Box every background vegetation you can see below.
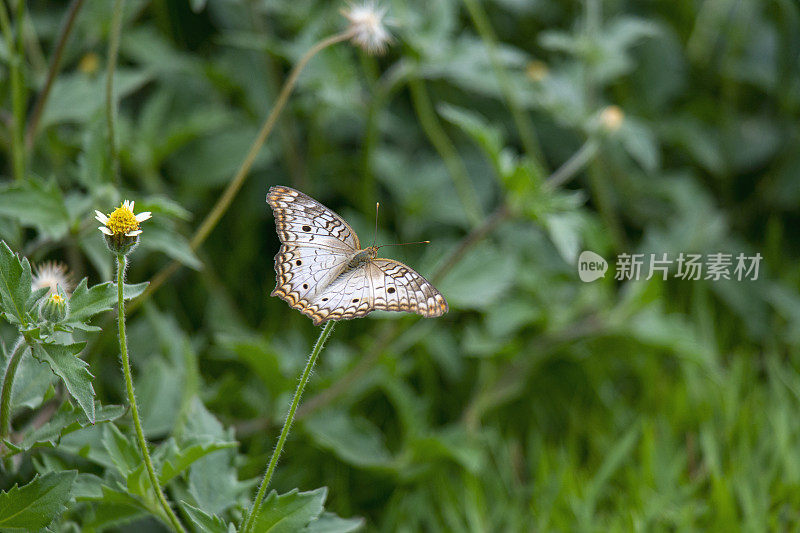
[0,0,799,530]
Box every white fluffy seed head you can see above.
[342,1,392,55]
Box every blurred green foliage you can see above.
[0,0,799,530]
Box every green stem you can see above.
[545,138,599,189]
[461,0,544,167]
[0,338,27,441]
[408,76,484,227]
[116,256,186,533]
[106,0,125,184]
[0,0,25,180]
[239,321,336,533]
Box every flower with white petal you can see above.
[341,1,392,55]
[95,200,151,255]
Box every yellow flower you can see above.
[32,261,73,295]
[341,1,392,55]
[95,200,151,255]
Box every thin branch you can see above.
[25,0,85,149]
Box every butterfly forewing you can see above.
[267,186,360,252]
[267,185,448,324]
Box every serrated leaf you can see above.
[180,502,229,533]
[158,440,237,484]
[65,278,148,326]
[5,403,125,455]
[32,342,95,423]
[253,488,327,533]
[0,241,33,326]
[102,423,140,479]
[0,471,77,530]
[26,285,49,315]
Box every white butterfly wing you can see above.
[267,185,448,325]
[267,186,360,252]
[271,244,351,314]
[268,186,358,318]
[304,268,373,325]
[368,259,448,318]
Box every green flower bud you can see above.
[40,288,69,323]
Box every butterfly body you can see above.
[267,186,448,325]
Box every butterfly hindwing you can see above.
[304,267,373,325]
[368,259,448,318]
[271,244,350,311]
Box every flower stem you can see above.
[0,338,27,442]
[106,0,125,184]
[137,30,354,308]
[116,256,185,533]
[239,321,336,533]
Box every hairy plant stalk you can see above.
[240,321,336,533]
[106,0,125,183]
[0,338,27,442]
[138,30,354,307]
[25,0,86,148]
[116,256,186,533]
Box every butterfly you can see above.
[267,186,448,326]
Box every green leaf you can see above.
[158,439,238,484]
[185,398,245,514]
[180,502,230,533]
[304,513,364,533]
[82,485,148,530]
[77,112,111,187]
[65,278,148,326]
[10,350,55,413]
[0,241,33,326]
[0,181,71,239]
[0,471,77,530]
[140,224,202,270]
[102,423,141,479]
[32,342,95,423]
[5,403,124,455]
[438,103,505,176]
[304,410,393,468]
[40,69,153,128]
[253,488,327,533]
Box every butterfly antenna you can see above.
[377,240,431,249]
[372,202,379,248]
